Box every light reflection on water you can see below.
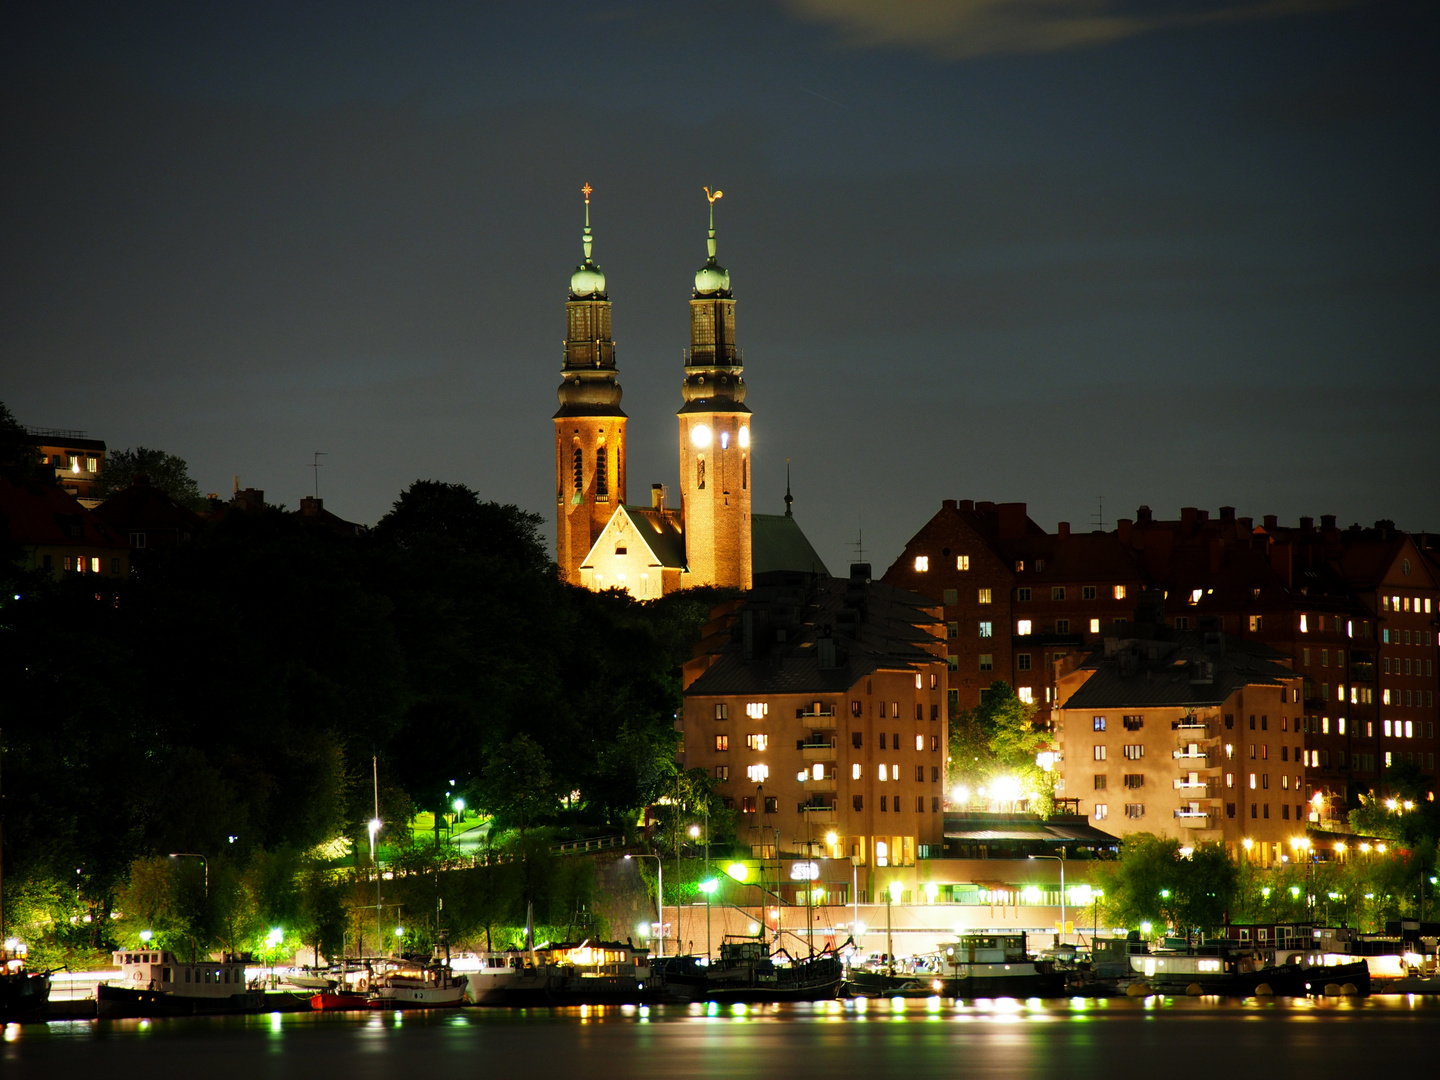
[5,997,1438,1078]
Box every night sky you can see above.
[4,1,1436,572]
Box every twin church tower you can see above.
[553,185,824,598]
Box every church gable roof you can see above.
[581,504,688,571]
[752,513,830,577]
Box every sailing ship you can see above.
[703,934,843,1003]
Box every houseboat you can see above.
[932,934,1066,998]
[96,948,268,1017]
[704,935,843,1003]
[466,941,654,1006]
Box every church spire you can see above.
[570,182,606,299]
[694,186,731,297]
[785,459,793,517]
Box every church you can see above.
[553,186,828,596]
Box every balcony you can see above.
[799,709,838,731]
[799,737,837,762]
[800,799,837,823]
[1172,778,1222,800]
[1172,747,1221,771]
[801,773,838,793]
[1174,809,1214,828]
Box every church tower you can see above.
[677,187,752,590]
[555,184,626,586]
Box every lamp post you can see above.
[168,853,209,898]
[698,877,718,958]
[1029,852,1066,945]
[624,853,664,958]
[885,880,903,975]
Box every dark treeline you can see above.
[0,469,732,963]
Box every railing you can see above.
[798,737,837,750]
[24,425,89,439]
[552,834,626,856]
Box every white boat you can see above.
[96,949,264,1016]
[369,964,468,1008]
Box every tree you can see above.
[948,681,1053,813]
[1098,834,1238,934]
[96,446,206,509]
[479,734,556,834]
[373,480,549,572]
[0,400,43,481]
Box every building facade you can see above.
[681,565,948,872]
[1055,610,1305,862]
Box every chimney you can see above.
[300,496,322,516]
[1219,506,1235,523]
[976,500,996,513]
[1181,507,1197,530]
[1196,509,1210,526]
[1321,514,1336,531]
[1270,541,1293,587]
[943,498,957,511]
[1299,516,1314,531]
[958,499,974,511]
[651,483,664,510]
[1057,521,1071,539]
[1136,505,1152,524]
[998,502,1028,540]
[1263,514,1278,530]
[1238,516,1253,533]
[1117,517,1133,545]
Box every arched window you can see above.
[573,446,584,493]
[596,445,609,499]
[742,454,748,490]
[697,456,706,490]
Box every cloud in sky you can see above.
[785,0,1357,59]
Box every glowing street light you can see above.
[726,863,750,883]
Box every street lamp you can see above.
[624,853,664,957]
[885,879,903,974]
[699,877,719,958]
[1029,852,1066,945]
[168,853,209,898]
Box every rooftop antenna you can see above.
[784,459,793,518]
[311,451,327,500]
[851,518,866,565]
[1091,495,1106,532]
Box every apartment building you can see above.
[1055,606,1305,863]
[681,565,948,870]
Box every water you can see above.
[6,997,1440,1079]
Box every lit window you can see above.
[1249,773,1256,789]
[956,555,969,571]
[1093,716,1106,731]
[1113,585,1126,600]
[1299,614,1308,633]
[978,588,992,604]
[1093,804,1108,821]
[714,735,729,751]
[746,702,768,718]
[878,764,888,781]
[1017,687,1033,704]
[746,733,768,751]
[746,764,769,783]
[915,735,924,751]
[714,703,728,720]
[1405,720,1413,738]
[1189,589,1202,605]
[914,555,929,572]
[979,621,993,638]
[852,763,862,780]
[1017,620,1033,635]
[979,654,992,671]
[90,557,100,573]
[86,456,97,472]
[1249,615,1263,631]
[1089,618,1100,633]
[715,766,728,780]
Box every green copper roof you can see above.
[752,513,830,576]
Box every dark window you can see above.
[931,765,940,781]
[595,445,608,498]
[915,766,925,782]
[853,795,863,811]
[852,732,863,749]
[916,704,924,720]
[879,733,887,750]
[715,766,728,780]
[764,797,778,814]
[1094,774,1107,790]
[714,703,728,720]
[572,446,583,492]
[1261,715,1268,731]
[1225,713,1234,729]
[851,700,862,717]
[880,796,888,812]
[1017,587,1031,601]
[1226,803,1236,818]
[917,796,925,813]
[932,797,940,812]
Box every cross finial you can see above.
[582,182,592,202]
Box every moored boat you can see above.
[704,935,842,1003]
